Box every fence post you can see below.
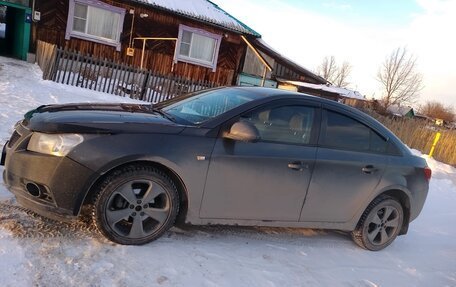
[429,132,441,158]
[140,69,150,101]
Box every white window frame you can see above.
[174,24,222,72]
[65,0,125,51]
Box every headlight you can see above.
[27,133,85,157]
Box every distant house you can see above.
[387,105,415,118]
[274,79,367,109]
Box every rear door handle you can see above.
[288,161,309,171]
[362,165,378,174]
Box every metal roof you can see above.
[131,0,261,37]
[280,80,366,100]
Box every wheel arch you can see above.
[355,188,411,235]
[75,159,189,224]
[380,189,411,235]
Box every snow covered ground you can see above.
[0,56,455,287]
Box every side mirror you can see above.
[224,121,260,142]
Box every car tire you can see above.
[92,164,179,245]
[352,195,404,251]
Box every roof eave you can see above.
[251,39,326,84]
[126,0,261,37]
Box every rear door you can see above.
[300,108,389,222]
[200,101,320,221]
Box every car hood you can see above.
[22,103,185,134]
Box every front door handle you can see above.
[288,161,309,171]
[362,165,378,174]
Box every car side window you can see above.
[322,110,388,153]
[241,106,315,145]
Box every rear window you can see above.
[321,110,388,153]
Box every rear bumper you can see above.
[2,126,97,221]
[409,183,429,222]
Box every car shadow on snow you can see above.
[169,224,354,248]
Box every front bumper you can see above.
[2,124,97,221]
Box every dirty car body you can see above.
[1,87,430,250]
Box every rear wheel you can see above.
[352,195,403,251]
[92,165,179,245]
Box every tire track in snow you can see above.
[0,203,98,239]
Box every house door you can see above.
[0,1,30,60]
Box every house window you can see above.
[66,0,125,51]
[174,25,222,71]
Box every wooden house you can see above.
[25,0,261,86]
[1,0,330,102]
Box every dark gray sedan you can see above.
[1,87,430,250]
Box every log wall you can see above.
[33,0,246,86]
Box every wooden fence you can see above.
[36,41,219,103]
[36,40,57,80]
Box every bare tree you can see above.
[316,56,352,88]
[420,101,455,122]
[377,47,423,109]
[333,61,352,88]
[317,56,337,82]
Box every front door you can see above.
[200,103,319,221]
[0,2,30,60]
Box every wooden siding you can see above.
[32,0,246,86]
[242,48,273,78]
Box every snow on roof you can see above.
[134,0,260,36]
[282,80,366,100]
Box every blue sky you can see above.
[221,0,456,107]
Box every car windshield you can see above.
[161,88,259,124]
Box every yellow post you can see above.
[261,66,267,87]
[429,132,441,158]
[140,39,146,70]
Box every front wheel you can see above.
[352,195,404,251]
[92,165,179,245]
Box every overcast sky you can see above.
[219,0,456,108]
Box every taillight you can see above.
[424,166,432,182]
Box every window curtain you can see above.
[190,34,216,63]
[87,6,120,41]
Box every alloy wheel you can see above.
[366,205,401,246]
[105,179,170,239]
